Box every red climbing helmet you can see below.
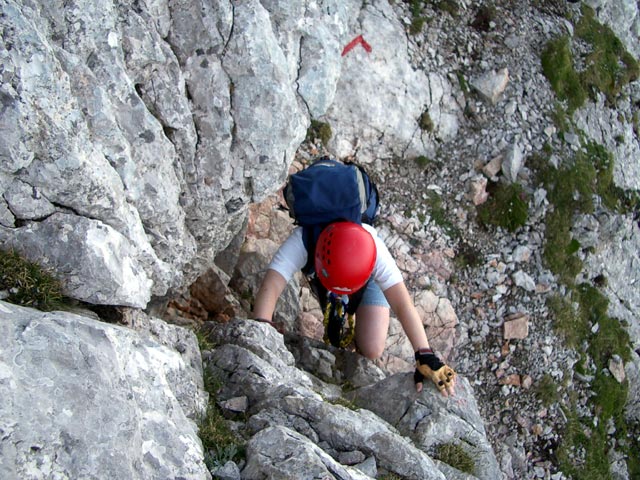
[314,221,377,294]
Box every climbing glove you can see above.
[414,347,456,394]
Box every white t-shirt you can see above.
[268,223,404,292]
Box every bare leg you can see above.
[354,304,390,360]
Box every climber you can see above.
[252,219,457,396]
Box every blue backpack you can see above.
[284,157,379,261]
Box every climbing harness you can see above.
[323,292,356,348]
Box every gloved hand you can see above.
[414,347,456,396]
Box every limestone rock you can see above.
[353,374,502,480]
[502,141,524,184]
[470,68,510,105]
[323,0,460,162]
[0,213,153,308]
[504,315,530,340]
[0,301,209,480]
[582,214,640,350]
[243,426,372,480]
[203,319,498,480]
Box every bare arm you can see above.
[385,281,456,396]
[252,269,288,320]
[383,281,430,351]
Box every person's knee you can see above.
[358,341,385,360]
[354,305,389,360]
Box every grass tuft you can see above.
[541,6,639,112]
[414,155,432,169]
[0,249,64,311]
[477,182,529,232]
[306,120,332,146]
[536,373,560,407]
[541,36,587,113]
[419,111,434,132]
[426,190,460,238]
[434,442,475,474]
[575,7,639,102]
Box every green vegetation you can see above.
[541,36,587,113]
[531,139,638,478]
[419,110,434,132]
[406,0,459,34]
[434,442,475,474]
[0,249,64,311]
[426,190,460,238]
[550,103,572,137]
[413,155,432,169]
[306,120,332,146]
[536,374,560,407]
[575,7,639,102]
[199,401,245,470]
[541,6,639,113]
[378,474,402,480]
[533,11,640,466]
[407,0,428,35]
[456,71,470,95]
[547,294,586,349]
[477,182,529,232]
[532,141,636,285]
[557,407,613,480]
[433,0,459,17]
[454,242,484,269]
[329,396,360,411]
[471,3,497,32]
[197,334,245,471]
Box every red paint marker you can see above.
[341,35,372,56]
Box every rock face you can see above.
[0,300,209,480]
[1,0,640,479]
[0,0,455,307]
[204,319,501,480]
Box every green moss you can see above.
[454,242,483,269]
[576,6,639,102]
[541,36,587,113]
[536,373,560,407]
[477,182,529,232]
[434,0,459,17]
[426,190,460,238]
[541,7,638,112]
[306,120,332,146]
[0,249,65,311]
[434,442,475,474]
[198,368,245,470]
[547,294,586,348]
[419,110,434,132]
[557,407,613,480]
[414,155,432,169]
